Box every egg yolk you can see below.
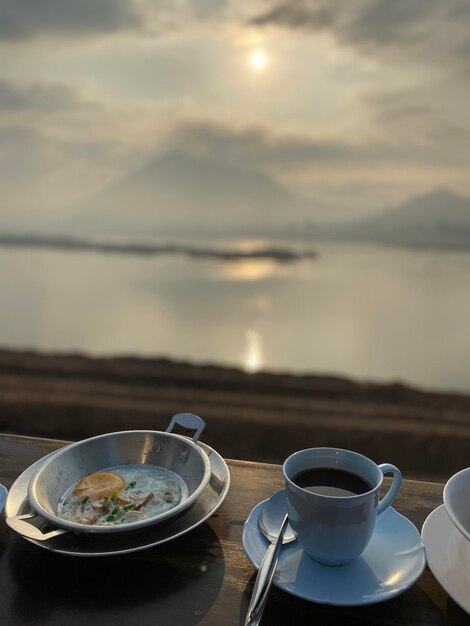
[73,471,125,500]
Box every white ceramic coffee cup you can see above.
[443,467,470,542]
[283,447,402,565]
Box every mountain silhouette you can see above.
[363,188,470,228]
[313,188,470,249]
[71,150,309,237]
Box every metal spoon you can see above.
[245,490,296,625]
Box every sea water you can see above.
[1,241,470,393]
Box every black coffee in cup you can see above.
[292,467,372,497]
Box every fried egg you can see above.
[73,471,125,500]
[58,464,188,526]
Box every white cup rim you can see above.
[283,447,383,501]
[443,467,470,541]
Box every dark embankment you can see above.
[0,349,468,483]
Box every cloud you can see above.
[0,72,468,225]
[249,0,470,72]
[164,117,470,172]
[1,75,469,174]
[0,126,66,177]
[364,75,470,169]
[188,0,231,20]
[0,0,143,40]
[0,0,235,41]
[160,116,470,214]
[0,78,85,111]
[0,78,157,160]
[167,119,366,167]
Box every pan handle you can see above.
[166,413,206,443]
[7,513,70,541]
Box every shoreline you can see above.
[0,347,469,483]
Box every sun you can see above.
[248,49,269,72]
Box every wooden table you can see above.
[0,433,466,625]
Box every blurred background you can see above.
[0,1,469,480]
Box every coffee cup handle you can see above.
[377,463,402,515]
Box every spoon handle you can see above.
[244,514,288,625]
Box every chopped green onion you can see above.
[110,493,118,502]
[124,504,136,510]
[106,509,124,523]
[82,496,89,504]
[126,481,137,490]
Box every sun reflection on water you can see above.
[218,259,280,281]
[243,329,263,374]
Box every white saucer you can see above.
[243,499,425,606]
[422,505,470,614]
[5,440,230,557]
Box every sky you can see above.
[0,0,469,235]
